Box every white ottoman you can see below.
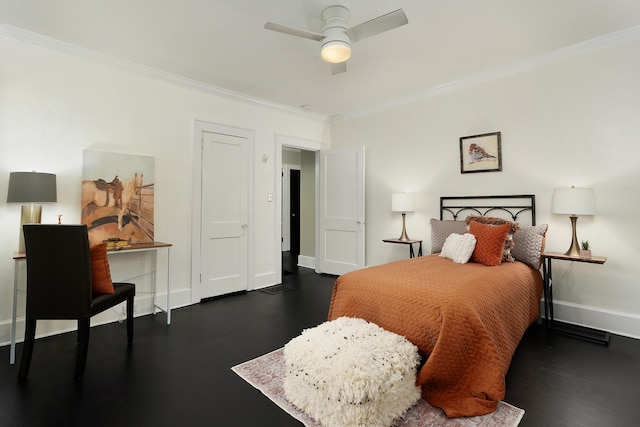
[283,317,421,427]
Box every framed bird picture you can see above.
[459,131,502,174]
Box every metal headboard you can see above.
[440,195,536,225]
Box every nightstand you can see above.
[383,238,423,258]
[541,251,609,345]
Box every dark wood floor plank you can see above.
[1,256,639,426]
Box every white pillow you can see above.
[439,233,477,264]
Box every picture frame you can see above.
[459,131,502,174]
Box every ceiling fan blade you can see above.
[345,9,408,42]
[330,61,347,75]
[264,22,324,42]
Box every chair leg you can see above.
[126,296,134,345]
[18,319,37,380]
[75,318,90,381]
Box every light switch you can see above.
[268,193,273,202]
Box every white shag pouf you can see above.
[283,317,421,427]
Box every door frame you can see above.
[191,120,255,304]
[275,134,323,284]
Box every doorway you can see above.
[281,152,304,276]
[279,142,317,281]
[283,167,301,275]
[276,136,365,282]
[289,168,301,257]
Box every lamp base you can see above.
[397,212,411,241]
[18,204,42,253]
[563,215,581,257]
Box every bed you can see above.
[327,195,547,418]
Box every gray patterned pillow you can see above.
[430,219,467,253]
[511,224,548,269]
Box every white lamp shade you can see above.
[392,193,414,213]
[552,187,595,215]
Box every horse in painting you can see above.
[82,173,143,231]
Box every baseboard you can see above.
[550,299,640,340]
[297,255,315,270]
[0,288,194,348]
[154,288,192,311]
[4,292,638,349]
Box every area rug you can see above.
[232,348,524,427]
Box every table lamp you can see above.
[7,171,57,252]
[392,193,414,241]
[552,186,595,257]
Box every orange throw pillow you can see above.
[468,221,511,266]
[90,243,115,294]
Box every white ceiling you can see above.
[2,0,640,119]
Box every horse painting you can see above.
[81,173,143,231]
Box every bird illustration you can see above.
[468,143,496,163]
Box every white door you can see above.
[318,146,365,275]
[199,131,249,298]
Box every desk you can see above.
[542,251,608,345]
[10,242,172,364]
[383,238,423,258]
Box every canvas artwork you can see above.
[81,150,155,246]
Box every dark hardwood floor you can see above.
[1,253,638,426]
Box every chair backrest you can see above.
[23,224,93,319]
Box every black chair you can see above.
[19,224,135,380]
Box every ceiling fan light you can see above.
[321,41,351,63]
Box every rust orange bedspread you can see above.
[327,254,542,418]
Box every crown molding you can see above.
[0,24,328,124]
[3,22,639,125]
[330,24,640,123]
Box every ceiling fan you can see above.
[264,5,408,75]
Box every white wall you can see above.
[0,36,329,345]
[330,38,640,338]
